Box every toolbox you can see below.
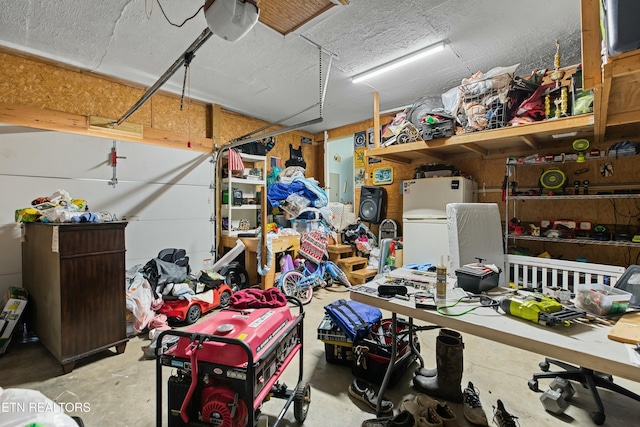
[318,314,353,366]
[455,263,501,293]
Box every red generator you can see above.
[155,297,308,427]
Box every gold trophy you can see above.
[546,40,569,119]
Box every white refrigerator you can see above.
[402,177,477,267]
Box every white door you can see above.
[329,173,340,202]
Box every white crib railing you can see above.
[505,255,626,291]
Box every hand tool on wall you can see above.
[108,140,127,188]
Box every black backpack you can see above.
[285,144,306,168]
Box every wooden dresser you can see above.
[22,221,128,373]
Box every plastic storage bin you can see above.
[603,0,640,56]
[575,283,632,316]
[455,264,500,293]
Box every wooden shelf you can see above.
[366,114,595,164]
[507,234,640,248]
[221,204,261,210]
[222,177,266,185]
[510,193,640,201]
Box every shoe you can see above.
[434,402,459,427]
[463,382,488,426]
[492,400,519,427]
[349,378,394,414]
[400,394,443,427]
[361,411,415,427]
[413,393,439,409]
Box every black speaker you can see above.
[359,186,386,224]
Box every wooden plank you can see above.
[608,312,640,344]
[609,50,640,78]
[258,0,337,35]
[88,115,143,138]
[580,0,603,90]
[373,92,380,149]
[0,102,213,152]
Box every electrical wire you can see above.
[156,0,204,27]
[435,295,500,316]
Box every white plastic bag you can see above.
[0,387,80,427]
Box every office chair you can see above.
[528,357,640,425]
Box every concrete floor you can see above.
[1,287,640,427]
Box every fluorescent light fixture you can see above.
[552,131,577,139]
[352,41,446,84]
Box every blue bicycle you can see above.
[277,258,351,305]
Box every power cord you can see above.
[435,294,500,316]
[155,0,204,27]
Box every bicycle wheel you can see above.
[296,283,314,305]
[326,261,351,287]
[280,270,304,297]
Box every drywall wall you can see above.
[0,128,215,296]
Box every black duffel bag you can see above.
[351,318,420,387]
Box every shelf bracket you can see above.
[461,143,488,156]
[519,135,538,149]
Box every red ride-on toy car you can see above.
[158,272,234,325]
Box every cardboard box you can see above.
[0,287,29,354]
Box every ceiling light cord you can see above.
[156,0,204,28]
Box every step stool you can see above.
[349,268,378,285]
[337,256,376,285]
[327,244,354,263]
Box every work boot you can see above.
[492,400,519,427]
[463,382,489,426]
[415,329,463,377]
[360,411,415,427]
[413,335,464,403]
[434,402,459,427]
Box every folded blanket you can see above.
[230,288,287,309]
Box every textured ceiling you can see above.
[0,0,584,136]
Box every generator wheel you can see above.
[293,382,310,422]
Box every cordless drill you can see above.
[500,295,584,326]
